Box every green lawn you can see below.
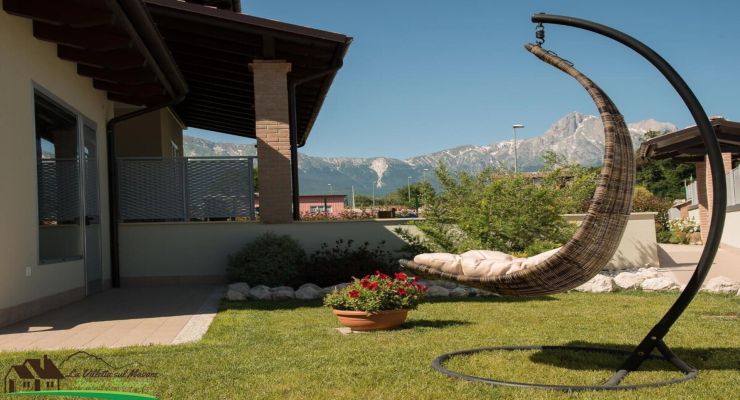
[1,292,738,399]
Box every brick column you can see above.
[249,60,293,223]
[695,152,732,243]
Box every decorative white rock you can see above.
[425,286,450,297]
[613,272,646,290]
[321,282,350,295]
[636,267,661,279]
[449,287,469,298]
[248,285,273,300]
[700,276,740,294]
[575,274,615,293]
[295,283,323,300]
[431,280,458,290]
[226,289,246,301]
[272,287,295,300]
[228,282,250,295]
[640,276,680,291]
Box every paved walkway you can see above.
[0,285,223,352]
[658,243,740,285]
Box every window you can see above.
[309,205,332,213]
[35,91,83,263]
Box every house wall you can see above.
[298,195,347,215]
[0,4,113,326]
[115,108,182,158]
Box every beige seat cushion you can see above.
[414,247,561,278]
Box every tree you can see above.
[636,131,695,200]
[391,181,436,208]
[409,162,575,256]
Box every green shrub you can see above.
[632,186,673,243]
[298,239,396,287]
[227,232,306,286]
[411,163,575,255]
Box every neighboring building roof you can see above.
[145,0,352,144]
[3,0,188,106]
[639,117,740,162]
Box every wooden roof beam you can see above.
[77,65,158,85]
[58,45,146,70]
[3,0,114,28]
[93,80,166,96]
[33,21,132,51]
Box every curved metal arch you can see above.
[432,13,726,391]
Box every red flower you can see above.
[396,288,407,296]
[394,272,408,281]
[360,278,371,288]
[368,281,379,290]
[413,283,427,292]
[375,271,391,280]
[348,290,360,298]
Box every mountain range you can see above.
[184,112,675,196]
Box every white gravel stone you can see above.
[575,274,615,293]
[641,276,680,291]
[271,287,295,300]
[228,282,250,295]
[449,287,469,298]
[613,272,646,290]
[295,284,323,300]
[321,282,350,295]
[636,267,661,279]
[425,286,450,297]
[700,276,740,294]
[225,289,246,301]
[248,285,273,300]
[431,280,458,290]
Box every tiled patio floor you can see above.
[659,243,740,284]
[0,285,223,352]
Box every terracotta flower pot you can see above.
[332,309,409,331]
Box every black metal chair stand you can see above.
[430,13,727,392]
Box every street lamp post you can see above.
[423,168,429,182]
[372,181,376,208]
[512,124,524,173]
[407,176,412,202]
[327,183,333,195]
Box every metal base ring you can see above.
[432,345,697,391]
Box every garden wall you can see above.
[721,206,740,249]
[118,219,420,285]
[564,212,659,270]
[119,213,658,284]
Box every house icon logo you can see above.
[3,355,64,393]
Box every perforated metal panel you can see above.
[117,157,255,221]
[186,158,255,219]
[38,159,80,223]
[118,158,185,220]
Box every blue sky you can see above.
[187,0,739,159]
